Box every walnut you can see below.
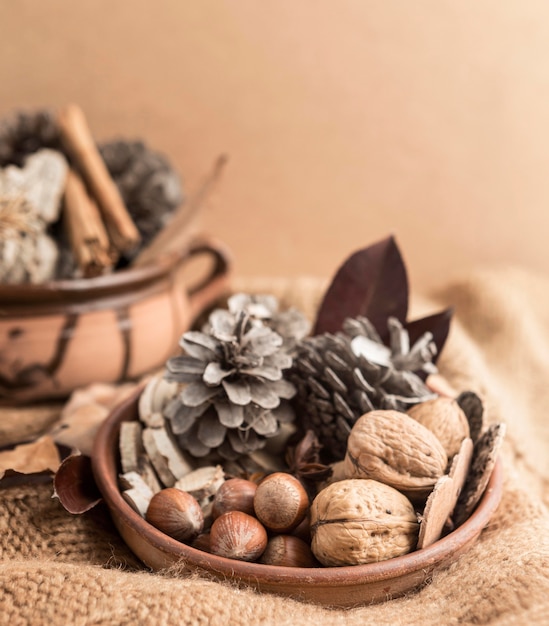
[310,479,419,566]
[407,397,470,459]
[344,410,448,500]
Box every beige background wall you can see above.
[1,1,549,292]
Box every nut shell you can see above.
[145,487,204,543]
[212,477,257,519]
[310,479,419,566]
[254,472,309,532]
[407,397,470,459]
[344,410,448,499]
[210,511,268,562]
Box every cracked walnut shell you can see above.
[310,479,419,566]
[344,410,448,500]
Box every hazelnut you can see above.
[407,397,470,459]
[212,477,257,519]
[259,535,318,568]
[191,532,212,553]
[291,514,311,543]
[344,410,448,500]
[254,472,309,532]
[310,479,419,566]
[210,511,268,561]
[145,487,204,543]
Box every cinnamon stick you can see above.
[57,104,141,253]
[132,154,228,267]
[63,168,117,277]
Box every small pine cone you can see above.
[290,316,437,463]
[164,296,300,460]
[99,140,183,253]
[0,109,61,167]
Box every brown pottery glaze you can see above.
[0,237,231,404]
[92,390,504,608]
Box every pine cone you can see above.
[291,316,437,462]
[164,297,299,460]
[0,109,61,167]
[220,293,311,355]
[99,140,183,255]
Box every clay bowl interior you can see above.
[92,389,504,608]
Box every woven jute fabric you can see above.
[1,269,549,625]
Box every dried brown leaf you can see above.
[0,435,61,480]
[406,308,453,366]
[313,235,409,339]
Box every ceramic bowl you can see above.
[0,237,231,404]
[92,390,504,608]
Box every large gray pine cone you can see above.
[291,316,437,462]
[164,296,302,460]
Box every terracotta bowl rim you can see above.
[0,251,180,300]
[92,388,504,585]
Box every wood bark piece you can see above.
[138,374,177,428]
[417,437,474,549]
[174,465,225,501]
[454,423,506,527]
[57,104,141,253]
[120,471,154,517]
[119,421,161,493]
[63,168,116,276]
[142,426,195,487]
[119,422,144,474]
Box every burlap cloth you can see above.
[1,269,549,625]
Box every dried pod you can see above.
[145,488,204,543]
[209,511,268,561]
[212,477,258,519]
[253,472,309,532]
[310,479,419,566]
[407,397,470,459]
[316,460,346,493]
[259,535,318,567]
[456,390,485,443]
[344,410,448,500]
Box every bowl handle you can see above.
[176,236,232,320]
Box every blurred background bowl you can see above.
[0,237,231,405]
